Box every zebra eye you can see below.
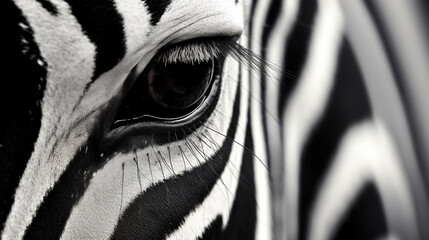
[111,45,221,128]
[146,59,214,110]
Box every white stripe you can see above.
[281,0,344,239]
[308,120,414,240]
[2,0,95,238]
[243,0,273,238]
[114,0,151,55]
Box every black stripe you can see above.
[111,80,242,239]
[0,0,47,230]
[63,0,126,81]
[222,120,256,240]
[278,0,318,114]
[298,39,372,240]
[35,0,58,15]
[23,137,105,239]
[143,0,171,26]
[199,216,223,240]
[333,182,387,240]
[259,0,282,174]
[247,0,257,100]
[198,121,256,240]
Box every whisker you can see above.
[200,131,242,180]
[174,132,187,170]
[150,144,174,176]
[151,146,172,204]
[119,162,125,219]
[201,130,263,212]
[158,150,175,175]
[223,73,281,125]
[198,131,245,189]
[147,153,154,182]
[203,123,271,176]
[178,145,194,168]
[186,134,233,200]
[167,146,176,175]
[187,134,208,161]
[153,147,166,180]
[184,140,203,166]
[133,150,144,214]
[178,145,210,193]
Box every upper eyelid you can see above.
[154,36,238,65]
[155,42,222,65]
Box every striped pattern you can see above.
[1,0,428,239]
[245,0,428,239]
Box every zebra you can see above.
[1,0,428,239]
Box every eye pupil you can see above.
[147,59,214,110]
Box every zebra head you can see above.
[1,0,249,239]
[2,0,429,239]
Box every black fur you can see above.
[0,0,47,229]
[199,216,223,240]
[221,120,257,240]
[333,183,387,240]
[23,137,105,239]
[35,0,58,15]
[63,0,126,81]
[144,0,171,26]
